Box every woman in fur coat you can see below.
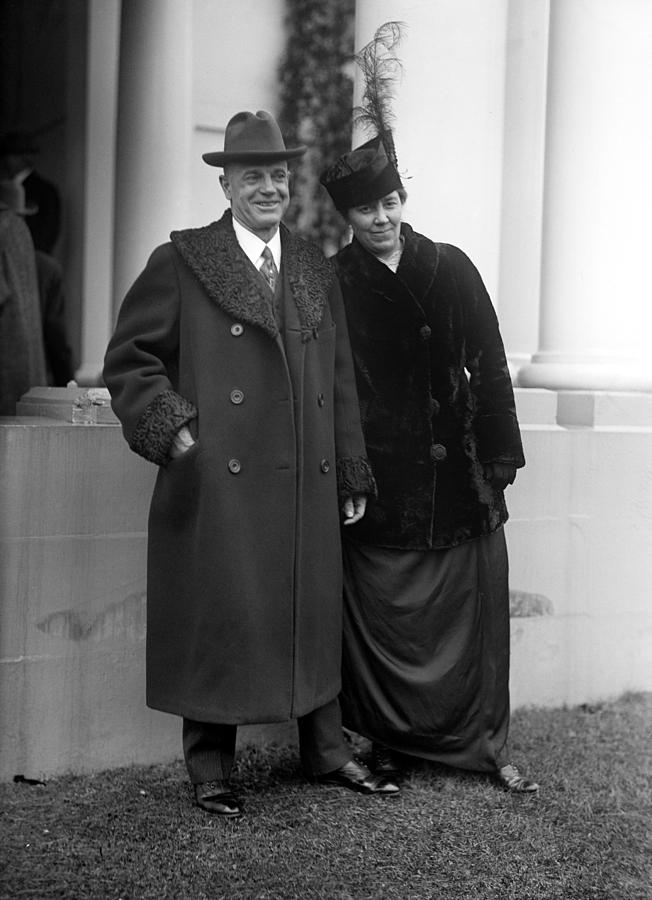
[320,135,538,792]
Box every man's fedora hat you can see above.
[202,110,306,167]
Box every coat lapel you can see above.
[170,211,330,339]
[281,228,330,332]
[337,225,440,323]
[397,224,441,305]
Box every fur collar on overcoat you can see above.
[170,210,330,340]
[115,211,375,499]
[333,223,525,550]
[127,210,336,462]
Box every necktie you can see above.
[260,245,278,292]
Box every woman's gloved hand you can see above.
[483,462,517,491]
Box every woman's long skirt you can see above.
[341,528,511,772]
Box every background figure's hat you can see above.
[0,179,37,215]
[0,131,39,156]
[203,110,306,167]
[319,135,403,211]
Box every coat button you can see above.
[320,458,331,474]
[317,392,325,407]
[231,323,244,336]
[430,443,447,462]
[430,397,440,416]
[228,459,241,474]
[230,389,244,405]
[419,324,432,341]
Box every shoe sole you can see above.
[195,796,243,817]
[196,803,243,817]
[318,777,400,795]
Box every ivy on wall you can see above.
[278,0,355,256]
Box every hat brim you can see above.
[0,201,37,216]
[203,147,307,167]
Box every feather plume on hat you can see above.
[320,21,406,211]
[352,20,405,171]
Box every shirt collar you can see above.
[231,216,282,269]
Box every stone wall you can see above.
[1,388,651,780]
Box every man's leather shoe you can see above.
[372,743,403,776]
[317,759,400,795]
[496,764,539,793]
[194,780,242,816]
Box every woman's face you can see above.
[346,191,403,258]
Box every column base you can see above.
[507,353,534,385]
[517,359,652,392]
[73,362,105,387]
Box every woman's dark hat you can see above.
[202,110,307,167]
[319,136,403,210]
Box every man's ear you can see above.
[219,173,231,200]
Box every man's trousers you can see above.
[182,697,350,783]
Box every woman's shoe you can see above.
[372,743,402,776]
[497,764,539,793]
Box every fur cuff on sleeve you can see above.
[129,389,198,466]
[336,456,377,501]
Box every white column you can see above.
[112,0,193,317]
[354,0,509,302]
[497,0,550,372]
[77,0,120,385]
[519,0,652,391]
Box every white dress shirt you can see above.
[231,216,282,273]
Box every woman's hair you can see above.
[339,187,408,218]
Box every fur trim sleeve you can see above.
[129,389,198,466]
[336,456,377,501]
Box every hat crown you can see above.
[320,135,403,210]
[0,131,38,156]
[202,110,306,167]
[225,111,285,156]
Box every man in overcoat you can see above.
[103,111,398,816]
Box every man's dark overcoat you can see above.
[332,223,525,551]
[103,211,374,724]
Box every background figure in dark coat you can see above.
[0,179,46,414]
[321,135,539,794]
[23,171,61,255]
[35,251,74,385]
[0,131,62,255]
[103,111,398,817]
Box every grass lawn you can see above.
[0,693,650,900]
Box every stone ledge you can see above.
[513,388,558,425]
[15,386,118,425]
[556,390,652,427]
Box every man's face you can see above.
[220,161,290,241]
